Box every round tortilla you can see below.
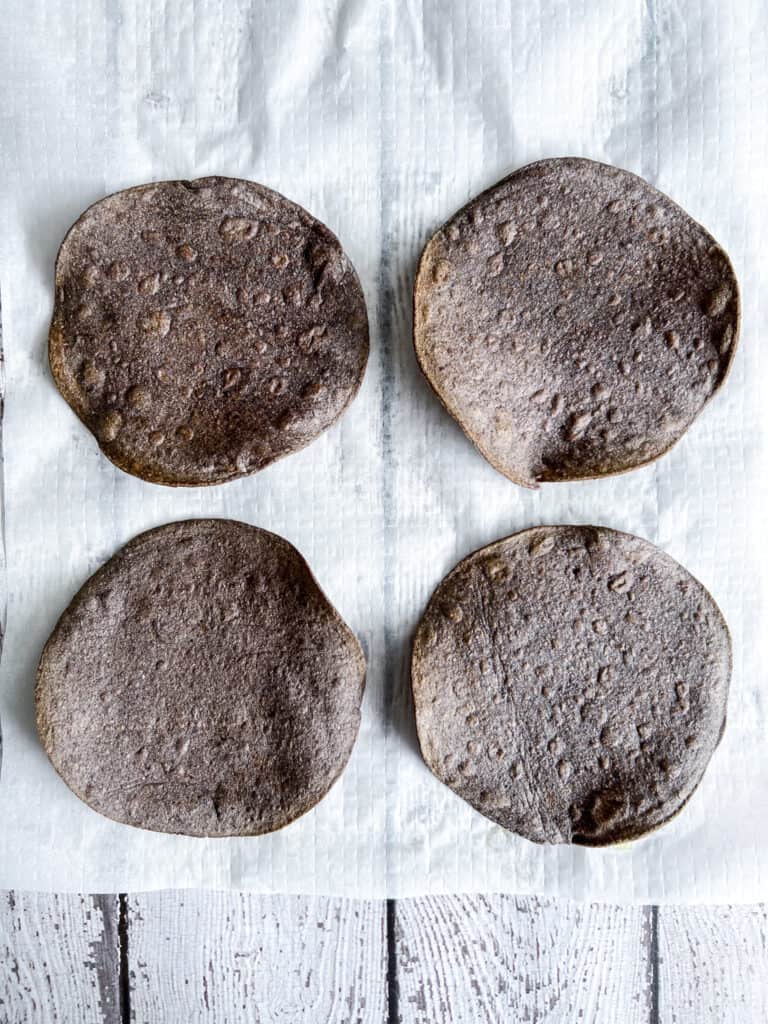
[411,525,731,845]
[50,177,369,486]
[414,158,739,486]
[36,519,366,836]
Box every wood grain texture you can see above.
[658,905,768,1023]
[124,892,387,1023]
[2,892,768,1023]
[0,892,119,1024]
[393,895,652,1023]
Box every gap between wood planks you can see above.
[387,899,399,1024]
[117,894,130,1024]
[647,904,660,1024]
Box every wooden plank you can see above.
[0,891,119,1024]
[125,892,386,1023]
[658,905,768,1023]
[393,895,652,1023]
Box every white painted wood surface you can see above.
[126,893,386,1024]
[393,895,652,1023]
[1,894,766,1023]
[0,892,119,1024]
[658,906,768,1024]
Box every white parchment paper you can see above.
[0,0,765,901]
